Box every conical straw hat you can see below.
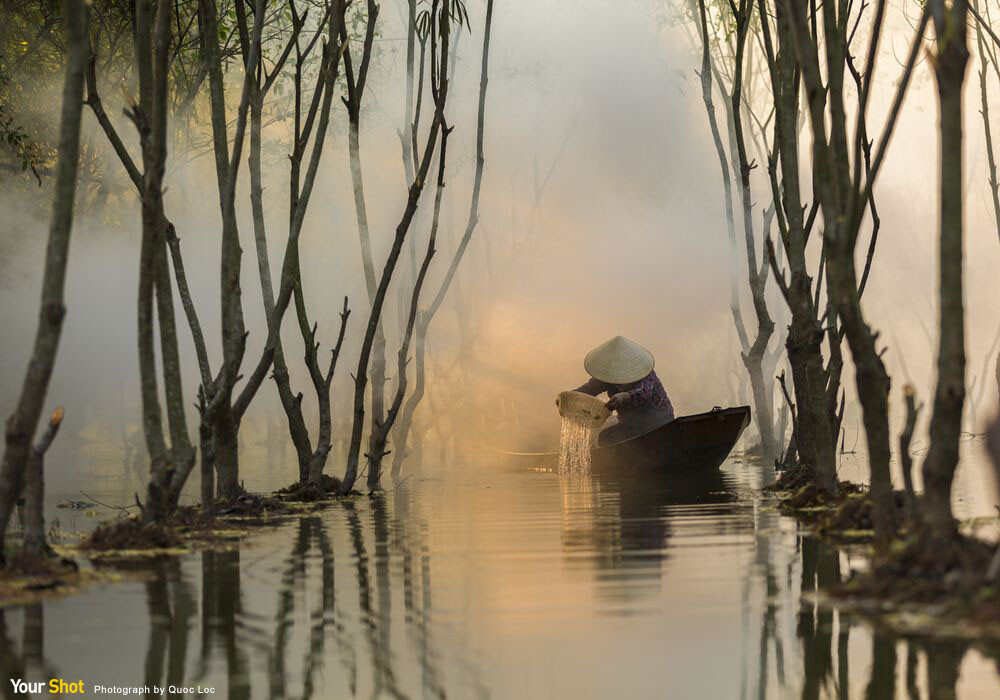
[584,336,654,384]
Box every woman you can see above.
[569,336,675,446]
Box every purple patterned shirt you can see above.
[575,370,675,423]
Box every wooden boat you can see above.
[592,405,751,472]
[494,405,751,473]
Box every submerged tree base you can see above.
[766,464,1000,636]
[833,532,1000,634]
[813,490,907,541]
[0,481,365,597]
[775,481,912,544]
[779,480,866,510]
[276,474,345,501]
[80,492,300,557]
[214,492,293,516]
[2,546,77,577]
[769,461,820,492]
[84,518,182,551]
[851,532,997,604]
[0,544,108,608]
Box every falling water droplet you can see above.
[558,415,595,473]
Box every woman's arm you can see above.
[574,377,608,396]
[625,376,655,404]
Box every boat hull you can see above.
[592,405,751,472]
[491,405,751,473]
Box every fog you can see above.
[2,0,1000,489]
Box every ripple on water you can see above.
[4,457,999,698]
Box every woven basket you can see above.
[556,391,611,429]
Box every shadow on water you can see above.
[559,468,737,595]
[265,515,347,700]
[766,507,1000,700]
[139,558,190,700]
[0,604,59,700]
[1,461,999,697]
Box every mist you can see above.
[3,0,1000,693]
[2,0,1000,488]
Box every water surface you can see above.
[3,455,1000,699]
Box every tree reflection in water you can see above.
[0,470,998,697]
[203,550,251,700]
[760,517,1000,699]
[798,537,839,700]
[140,558,196,700]
[344,498,404,700]
[392,486,450,700]
[265,516,345,700]
[556,463,1000,699]
[0,604,58,700]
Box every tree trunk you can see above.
[248,93,315,484]
[922,0,970,541]
[899,386,921,523]
[22,408,62,557]
[341,0,450,494]
[695,0,778,461]
[133,0,201,524]
[146,234,197,519]
[213,405,241,500]
[246,10,346,490]
[390,0,494,479]
[825,242,894,544]
[305,297,350,486]
[770,0,916,536]
[198,392,215,517]
[369,124,451,481]
[392,318,429,478]
[338,1,387,488]
[756,0,837,488]
[744,356,776,457]
[22,452,48,556]
[197,0,266,498]
[347,120,391,488]
[0,0,88,560]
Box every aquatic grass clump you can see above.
[276,474,344,502]
[214,493,290,516]
[770,480,912,544]
[775,479,865,511]
[83,517,182,552]
[814,491,908,541]
[768,462,819,493]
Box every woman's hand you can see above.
[606,392,630,411]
